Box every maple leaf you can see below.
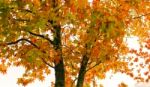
[118,82,128,87]
[0,65,7,74]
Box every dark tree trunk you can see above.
[53,24,65,87]
[54,59,65,87]
[76,55,89,87]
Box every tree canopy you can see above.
[0,0,149,87]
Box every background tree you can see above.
[0,0,149,87]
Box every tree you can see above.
[0,0,149,87]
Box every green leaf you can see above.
[36,18,47,29]
[73,39,78,44]
[27,56,34,63]
[24,25,33,31]
[26,49,38,63]
[100,22,106,33]
[84,83,90,87]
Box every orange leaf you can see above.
[134,58,138,62]
[144,71,149,75]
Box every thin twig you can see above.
[85,61,102,72]
[28,31,54,45]
[15,18,31,22]
[71,77,78,87]
[132,13,150,19]
[41,58,54,68]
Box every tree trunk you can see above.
[76,55,89,87]
[54,59,65,87]
[53,24,65,87]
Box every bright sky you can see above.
[0,37,150,87]
[0,66,55,87]
[0,66,149,87]
[0,66,136,87]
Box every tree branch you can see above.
[6,38,39,48]
[28,31,54,45]
[133,13,150,19]
[85,61,102,72]
[41,58,54,68]
[24,9,35,14]
[71,77,78,87]
[6,38,54,68]
[15,18,31,22]
[3,38,55,68]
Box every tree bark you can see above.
[53,24,65,87]
[76,55,89,87]
[54,59,65,87]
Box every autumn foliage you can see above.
[0,0,150,87]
